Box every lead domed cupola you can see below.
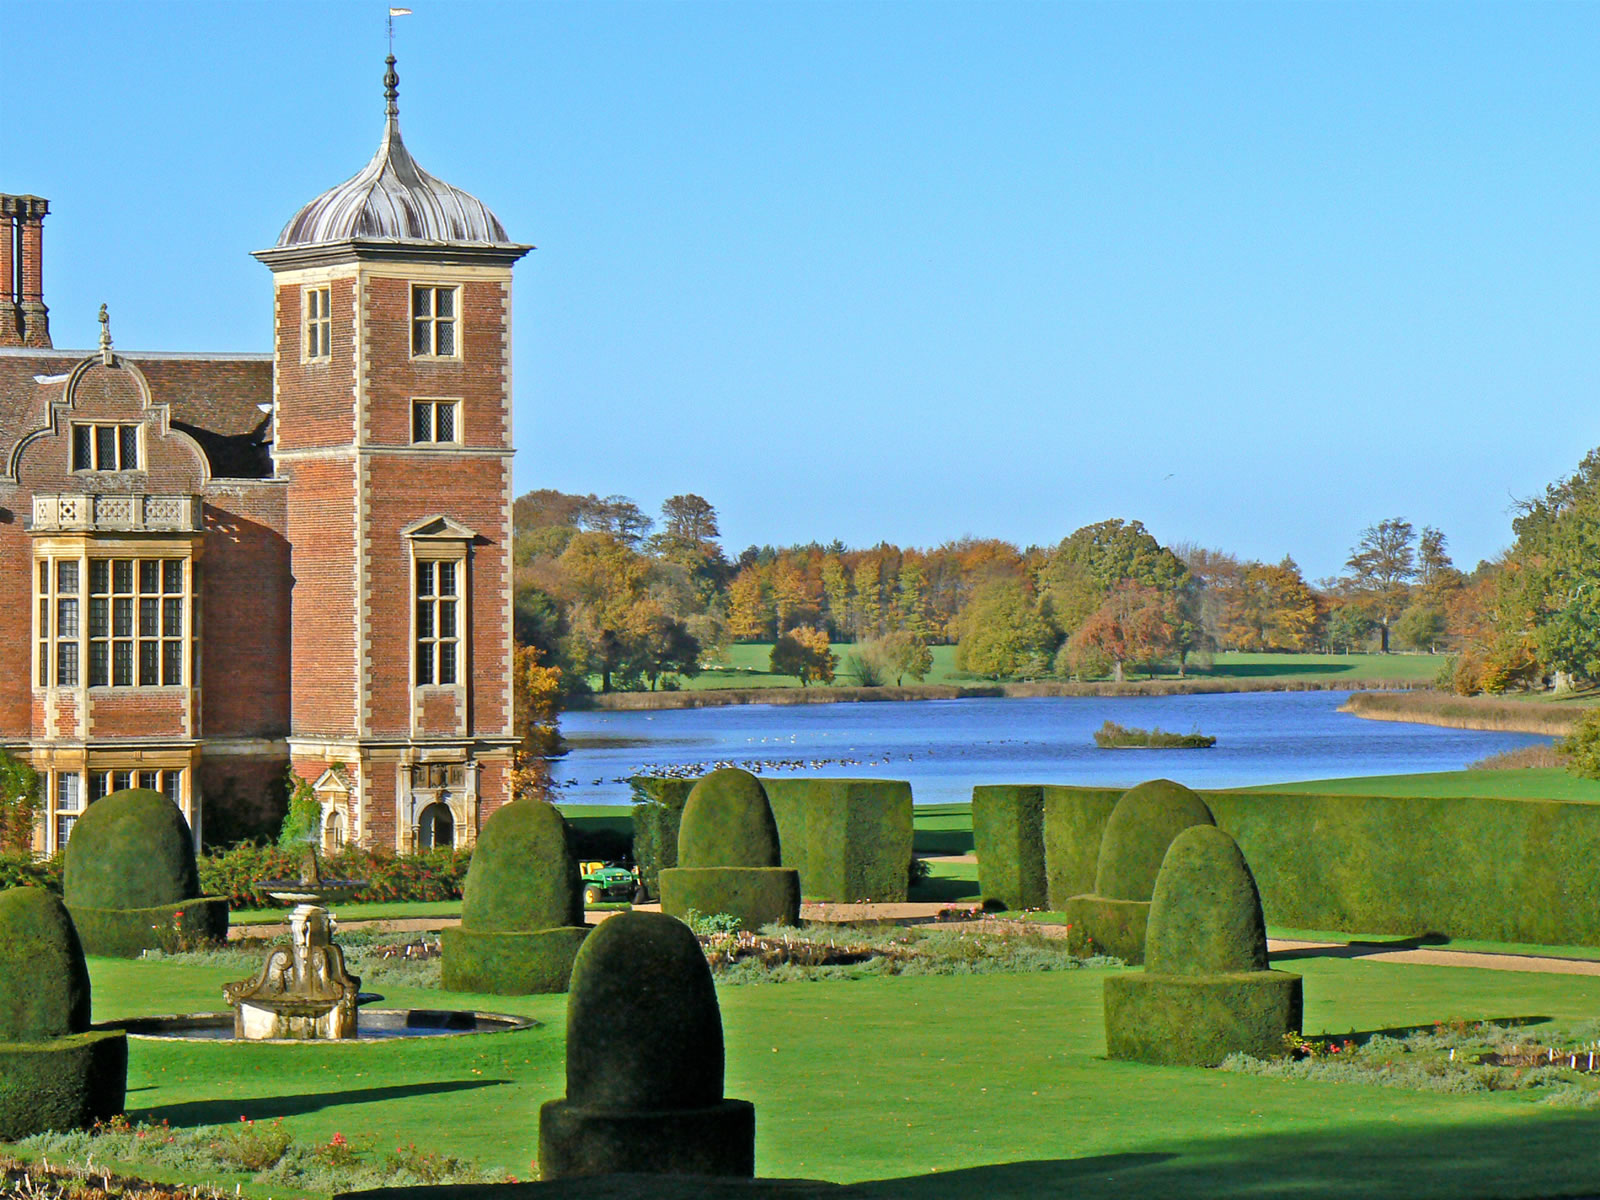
[257,56,529,266]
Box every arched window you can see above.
[323,807,346,852]
[417,801,454,850]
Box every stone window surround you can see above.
[409,283,461,361]
[411,397,462,445]
[34,545,195,693]
[302,284,333,362]
[70,421,141,472]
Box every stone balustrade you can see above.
[31,493,203,534]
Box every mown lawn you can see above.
[1249,767,1600,802]
[597,646,1442,693]
[67,954,1600,1198]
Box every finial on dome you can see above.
[384,54,399,120]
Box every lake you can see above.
[550,691,1550,806]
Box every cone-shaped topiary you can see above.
[442,800,589,994]
[0,887,127,1139]
[539,911,754,1179]
[1104,826,1301,1067]
[1063,779,1215,963]
[659,770,799,931]
[63,790,229,957]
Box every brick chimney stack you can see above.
[0,195,51,349]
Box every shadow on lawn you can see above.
[134,1078,507,1127]
[1270,932,1453,962]
[1195,662,1359,679]
[853,1111,1600,1200]
[907,877,980,903]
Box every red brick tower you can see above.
[253,56,530,851]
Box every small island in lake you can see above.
[1093,720,1217,750]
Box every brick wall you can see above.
[273,276,358,452]
[361,454,511,738]
[201,486,290,738]
[283,457,360,737]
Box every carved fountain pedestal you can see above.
[223,847,365,1040]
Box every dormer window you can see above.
[411,285,458,358]
[72,423,139,472]
[304,285,332,360]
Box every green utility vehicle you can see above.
[579,861,637,907]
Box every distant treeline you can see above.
[510,473,1582,699]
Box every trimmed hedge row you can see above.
[631,777,694,897]
[0,1030,128,1141]
[971,786,1046,910]
[634,775,913,904]
[1021,784,1600,946]
[198,845,472,908]
[765,778,913,903]
[67,898,230,959]
[441,926,589,995]
[1103,971,1302,1067]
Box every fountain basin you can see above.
[103,1009,536,1042]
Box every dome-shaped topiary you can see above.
[1093,779,1215,901]
[564,911,724,1111]
[63,789,199,911]
[1144,825,1269,976]
[460,801,581,932]
[539,910,754,1179]
[0,888,90,1043]
[677,769,780,869]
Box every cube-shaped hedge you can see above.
[971,785,1046,910]
[764,778,913,903]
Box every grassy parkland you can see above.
[579,647,1444,706]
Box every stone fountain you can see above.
[222,845,366,1040]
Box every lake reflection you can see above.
[551,691,1550,807]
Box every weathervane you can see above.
[387,6,410,57]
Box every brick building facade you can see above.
[0,58,529,853]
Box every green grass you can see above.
[230,900,463,925]
[1248,768,1600,802]
[596,646,1443,693]
[64,952,1600,1198]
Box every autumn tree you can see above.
[510,646,564,801]
[955,579,1053,679]
[1224,560,1318,652]
[770,625,836,686]
[1345,518,1417,652]
[1060,581,1178,682]
[726,565,771,641]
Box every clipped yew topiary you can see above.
[1103,825,1302,1066]
[539,910,755,1179]
[1062,778,1214,963]
[441,801,589,995]
[658,769,799,931]
[63,789,228,957]
[0,887,127,1139]
[971,785,1046,910]
[764,777,913,903]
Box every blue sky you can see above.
[5,1,1597,581]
